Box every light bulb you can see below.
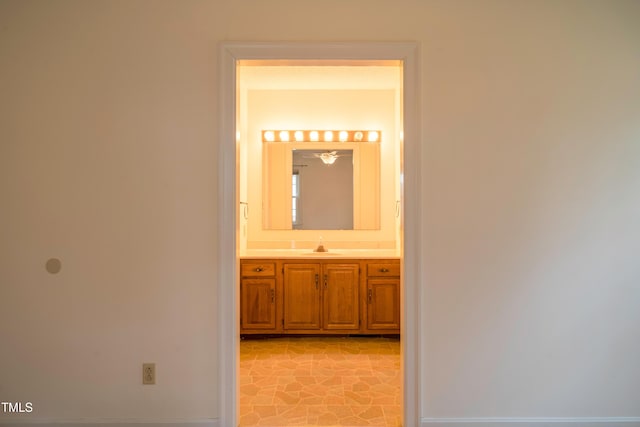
[368,131,379,142]
[310,131,319,141]
[339,131,348,142]
[324,131,333,142]
[294,131,304,142]
[279,130,290,142]
[263,131,275,142]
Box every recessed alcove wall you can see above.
[238,66,402,252]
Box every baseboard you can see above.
[0,419,218,427]
[422,418,640,427]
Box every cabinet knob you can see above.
[254,267,264,272]
[379,268,389,273]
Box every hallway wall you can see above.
[1,0,639,425]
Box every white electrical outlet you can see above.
[142,363,156,385]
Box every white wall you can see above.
[420,1,640,422]
[0,1,220,424]
[1,0,639,425]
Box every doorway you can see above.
[218,42,422,427]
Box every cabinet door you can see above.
[241,278,277,330]
[323,264,360,330]
[283,264,321,330]
[367,278,400,330]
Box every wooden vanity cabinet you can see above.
[240,258,399,335]
[365,261,401,332]
[282,263,321,330]
[283,262,360,332]
[240,261,279,332]
[322,263,360,330]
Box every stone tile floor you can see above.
[239,336,401,427]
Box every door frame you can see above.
[218,41,422,427]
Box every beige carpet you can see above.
[239,336,401,426]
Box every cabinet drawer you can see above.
[367,262,400,277]
[241,262,276,277]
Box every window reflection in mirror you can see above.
[292,150,353,230]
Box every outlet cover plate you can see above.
[142,363,156,385]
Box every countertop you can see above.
[239,249,401,259]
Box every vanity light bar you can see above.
[262,130,381,143]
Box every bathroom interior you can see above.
[236,61,404,426]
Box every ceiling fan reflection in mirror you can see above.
[303,150,352,165]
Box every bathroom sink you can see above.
[302,251,342,256]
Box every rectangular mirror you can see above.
[263,142,380,230]
[293,149,353,230]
